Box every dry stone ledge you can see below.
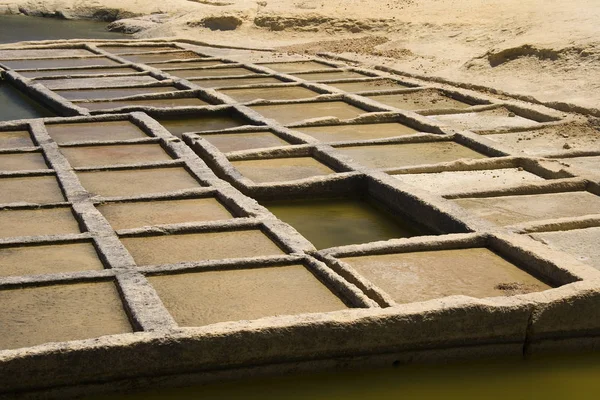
[0,38,599,397]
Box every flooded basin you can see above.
[200,131,291,152]
[341,248,551,304]
[120,229,285,265]
[0,282,131,350]
[37,75,158,90]
[337,141,487,169]
[251,101,368,125]
[46,121,149,144]
[76,167,203,197]
[156,113,253,138]
[148,264,346,327]
[0,241,104,277]
[0,82,55,121]
[296,122,419,142]
[230,156,336,183]
[264,197,426,249]
[97,197,234,230]
[454,191,600,226]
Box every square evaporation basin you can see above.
[220,86,320,102]
[430,107,539,131]
[0,207,81,238]
[148,265,346,327]
[97,197,234,230]
[152,60,227,69]
[156,114,251,138]
[454,191,600,226]
[337,141,487,169]
[121,229,285,266]
[530,227,600,271]
[250,101,368,125]
[259,61,336,73]
[0,152,49,172]
[0,82,55,121]
[200,131,291,153]
[122,51,200,64]
[38,76,159,90]
[0,242,104,277]
[191,76,285,88]
[0,175,64,204]
[559,156,600,174]
[482,123,600,156]
[394,168,545,195]
[264,197,426,249]
[76,167,203,198]
[367,89,473,111]
[178,67,256,78]
[1,57,120,69]
[76,97,211,111]
[327,79,413,93]
[292,71,370,82]
[46,121,149,144]
[341,248,551,304]
[0,282,131,350]
[0,130,34,149]
[59,143,174,168]
[17,67,139,79]
[100,46,178,54]
[55,86,181,101]
[296,122,419,142]
[231,156,336,183]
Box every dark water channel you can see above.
[93,353,600,400]
[0,15,128,121]
[0,15,127,43]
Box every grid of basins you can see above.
[0,41,599,367]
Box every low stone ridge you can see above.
[0,38,598,397]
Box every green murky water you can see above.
[264,197,426,249]
[0,82,54,121]
[94,353,600,400]
[0,15,127,43]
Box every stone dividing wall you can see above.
[0,39,599,397]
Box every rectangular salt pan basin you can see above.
[251,101,368,125]
[149,265,346,327]
[337,141,486,169]
[341,248,551,304]
[230,157,336,183]
[45,121,148,144]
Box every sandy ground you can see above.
[1,0,600,111]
